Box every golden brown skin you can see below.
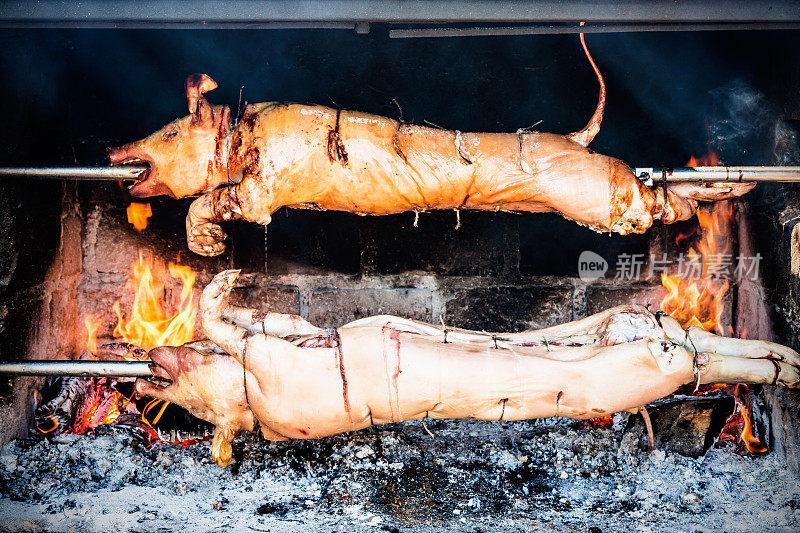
[109,45,755,256]
[135,270,800,467]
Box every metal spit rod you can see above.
[0,166,148,180]
[635,166,800,185]
[0,360,153,378]
[1,165,800,184]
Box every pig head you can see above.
[109,74,232,199]
[134,342,256,466]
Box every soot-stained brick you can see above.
[309,288,433,328]
[519,213,650,277]
[266,209,361,275]
[444,286,573,332]
[362,211,516,276]
[585,285,666,316]
[230,284,300,316]
[90,202,229,276]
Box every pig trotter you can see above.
[186,187,244,256]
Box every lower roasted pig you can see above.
[134,270,800,466]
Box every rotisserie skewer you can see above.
[2,165,800,183]
[0,165,148,180]
[0,360,153,378]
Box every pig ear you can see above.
[185,73,218,127]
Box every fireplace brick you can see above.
[585,285,667,315]
[230,285,300,316]
[266,210,362,276]
[309,288,433,328]
[88,206,229,277]
[444,285,573,332]
[361,211,516,277]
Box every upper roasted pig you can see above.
[108,36,754,256]
[135,270,799,467]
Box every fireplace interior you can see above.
[0,14,799,532]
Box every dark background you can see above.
[0,27,798,284]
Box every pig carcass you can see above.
[134,270,799,466]
[109,35,754,257]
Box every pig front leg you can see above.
[654,182,756,224]
[186,178,276,256]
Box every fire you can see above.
[685,149,720,167]
[660,161,768,454]
[719,384,769,454]
[83,314,101,355]
[64,250,197,435]
[113,251,197,350]
[660,201,733,334]
[127,202,152,231]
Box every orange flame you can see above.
[719,384,769,454]
[83,314,101,355]
[660,201,733,334]
[127,202,152,231]
[686,149,720,167]
[113,251,197,351]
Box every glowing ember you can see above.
[113,251,197,351]
[127,202,152,231]
[83,314,101,355]
[72,382,125,434]
[719,384,769,454]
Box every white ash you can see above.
[0,417,798,532]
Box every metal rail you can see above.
[0,361,153,378]
[635,166,800,185]
[0,166,148,181]
[2,165,800,184]
[2,0,799,25]
[390,22,800,38]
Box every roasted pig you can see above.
[134,270,799,466]
[108,35,754,256]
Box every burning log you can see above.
[31,343,210,443]
[133,270,800,467]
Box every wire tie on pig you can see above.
[413,209,420,227]
[423,120,446,130]
[454,209,461,230]
[640,405,655,454]
[764,357,781,386]
[439,316,449,344]
[422,413,434,437]
[242,343,252,413]
[391,98,405,123]
[454,131,472,165]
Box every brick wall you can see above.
[75,182,695,340]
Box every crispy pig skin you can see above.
[135,271,799,466]
[111,42,755,256]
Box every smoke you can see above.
[773,120,800,165]
[708,80,800,165]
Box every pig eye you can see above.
[162,130,178,139]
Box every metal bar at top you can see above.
[1,0,799,26]
[0,360,153,378]
[390,22,800,38]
